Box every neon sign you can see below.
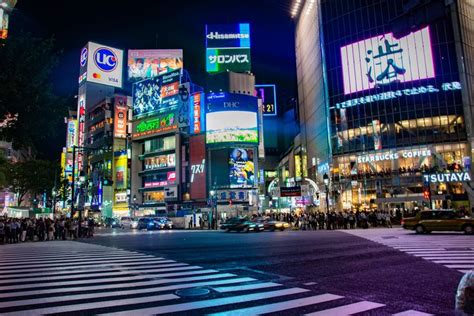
[133,112,177,138]
[333,81,461,110]
[423,172,471,183]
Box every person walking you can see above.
[20,219,27,242]
[0,219,5,244]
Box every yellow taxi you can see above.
[402,209,474,234]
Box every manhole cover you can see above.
[175,287,210,297]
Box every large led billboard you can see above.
[79,42,124,88]
[229,148,255,188]
[128,49,183,81]
[132,69,181,118]
[341,26,435,95]
[206,23,251,73]
[205,93,258,144]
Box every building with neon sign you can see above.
[291,0,474,212]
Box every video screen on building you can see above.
[321,0,464,154]
[205,92,258,144]
[144,154,175,170]
[132,69,181,118]
[229,148,255,188]
[128,49,183,81]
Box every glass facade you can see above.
[317,0,470,210]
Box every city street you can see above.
[0,228,469,315]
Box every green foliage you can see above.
[0,33,68,156]
[5,160,59,206]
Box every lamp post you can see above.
[323,173,330,230]
[210,190,217,230]
[133,195,137,217]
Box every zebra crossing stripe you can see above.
[0,269,219,292]
[0,265,201,285]
[0,277,256,310]
[305,301,385,315]
[0,262,188,280]
[393,310,434,316]
[0,252,144,262]
[0,257,168,269]
[212,282,281,293]
[208,293,344,316]
[0,259,176,273]
[101,288,310,315]
[0,273,238,299]
[2,293,179,316]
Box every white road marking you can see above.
[213,282,281,293]
[305,301,385,315]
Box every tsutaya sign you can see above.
[423,172,471,183]
[357,149,431,163]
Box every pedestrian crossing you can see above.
[344,228,474,273]
[0,241,433,315]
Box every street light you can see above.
[132,195,137,217]
[323,173,330,230]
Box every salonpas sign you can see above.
[357,149,431,163]
[423,172,471,183]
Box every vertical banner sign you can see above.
[77,94,86,172]
[373,119,382,150]
[189,135,207,200]
[254,84,277,116]
[258,99,265,159]
[193,93,202,134]
[66,119,78,150]
[114,96,128,138]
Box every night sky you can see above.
[10,0,297,105]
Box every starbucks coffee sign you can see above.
[357,149,431,163]
[423,172,471,183]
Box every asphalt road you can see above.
[81,228,465,315]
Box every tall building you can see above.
[292,0,474,212]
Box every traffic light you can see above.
[423,187,431,200]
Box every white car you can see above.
[130,218,139,229]
[120,217,134,229]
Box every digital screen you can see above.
[128,49,183,81]
[205,92,258,144]
[341,26,435,95]
[132,69,181,118]
[144,153,176,170]
[229,148,255,188]
[255,84,277,116]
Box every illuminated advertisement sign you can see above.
[423,172,471,183]
[144,154,176,170]
[76,93,86,171]
[341,26,435,95]
[66,119,78,150]
[254,84,277,116]
[132,69,181,118]
[80,42,124,88]
[113,96,128,138]
[206,23,251,73]
[216,190,248,202]
[132,112,178,139]
[229,148,255,188]
[189,134,206,200]
[128,49,183,81]
[357,149,431,164]
[114,152,127,191]
[206,93,258,144]
[189,92,205,135]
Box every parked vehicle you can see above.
[104,217,121,228]
[147,218,166,231]
[155,217,173,229]
[130,218,139,229]
[137,217,153,230]
[220,217,264,232]
[252,217,290,231]
[402,209,474,234]
[120,217,133,229]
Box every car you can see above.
[147,218,166,231]
[137,217,153,230]
[402,209,474,234]
[104,217,121,228]
[120,217,133,229]
[252,217,290,231]
[155,217,173,229]
[130,218,139,229]
[220,217,264,232]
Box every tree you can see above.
[0,33,68,158]
[6,160,59,207]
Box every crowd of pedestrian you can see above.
[0,216,95,244]
[266,210,395,230]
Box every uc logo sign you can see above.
[80,47,88,67]
[94,48,117,72]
